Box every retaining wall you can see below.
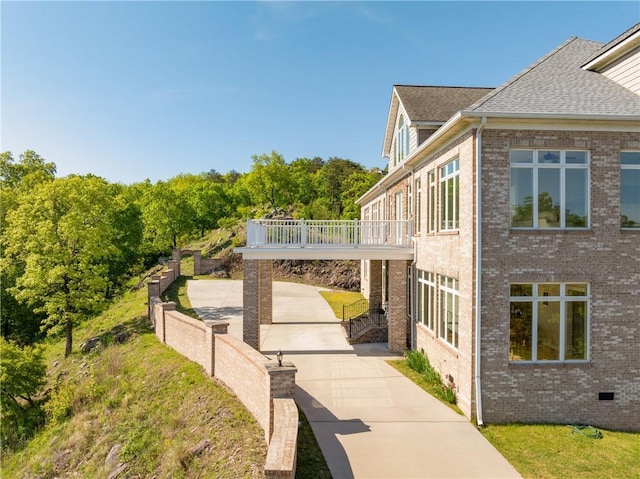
[148,270,298,478]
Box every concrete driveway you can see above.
[188,279,522,479]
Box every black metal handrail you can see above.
[347,302,386,338]
[342,298,369,321]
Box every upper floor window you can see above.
[440,159,459,231]
[510,283,589,362]
[510,149,589,229]
[427,171,436,233]
[621,151,640,229]
[394,115,410,166]
[414,178,422,234]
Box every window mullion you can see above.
[559,285,566,360]
[532,285,538,361]
[533,159,539,228]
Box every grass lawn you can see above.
[319,290,365,319]
[480,423,640,479]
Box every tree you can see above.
[243,151,295,211]
[317,158,364,217]
[340,170,383,219]
[3,175,120,356]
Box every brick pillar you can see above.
[160,301,177,344]
[203,321,229,376]
[265,361,297,441]
[388,260,408,353]
[243,260,260,349]
[193,250,202,276]
[259,260,273,325]
[368,260,383,307]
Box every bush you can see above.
[404,349,457,405]
[0,338,47,449]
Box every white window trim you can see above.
[439,159,460,231]
[621,150,640,230]
[417,270,435,330]
[439,276,459,349]
[509,283,590,364]
[510,149,590,230]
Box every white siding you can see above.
[601,48,640,95]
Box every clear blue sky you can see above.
[2,1,639,184]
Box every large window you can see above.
[439,276,459,348]
[621,151,640,228]
[510,150,589,229]
[510,283,589,362]
[417,270,435,330]
[439,159,459,231]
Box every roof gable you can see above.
[382,85,493,157]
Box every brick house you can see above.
[358,23,640,431]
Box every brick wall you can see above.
[148,265,299,475]
[480,129,640,431]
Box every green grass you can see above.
[479,423,640,479]
[319,290,365,319]
[295,406,333,479]
[3,286,267,478]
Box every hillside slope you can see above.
[2,286,267,478]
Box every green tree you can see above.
[3,175,120,356]
[340,170,383,219]
[243,151,295,211]
[0,337,47,448]
[317,158,364,217]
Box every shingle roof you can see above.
[467,37,640,116]
[394,85,493,123]
[582,22,640,67]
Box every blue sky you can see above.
[2,1,639,184]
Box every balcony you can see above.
[235,219,415,261]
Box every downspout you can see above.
[475,116,487,426]
[403,165,417,350]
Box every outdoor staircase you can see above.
[341,299,388,344]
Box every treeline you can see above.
[1,149,383,349]
[0,148,382,449]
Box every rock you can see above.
[105,444,122,469]
[106,463,127,479]
[80,337,102,353]
[189,439,211,457]
[113,331,128,344]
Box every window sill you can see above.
[508,360,591,367]
[510,228,591,233]
[621,228,640,232]
[436,230,460,236]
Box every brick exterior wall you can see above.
[259,260,273,325]
[388,259,410,353]
[480,129,640,431]
[412,131,477,419]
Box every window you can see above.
[439,276,459,348]
[440,159,459,231]
[415,178,422,234]
[510,149,589,229]
[509,283,589,362]
[417,270,435,330]
[621,151,640,228]
[394,115,410,166]
[427,171,436,233]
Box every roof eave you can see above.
[581,29,640,71]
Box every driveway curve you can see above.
[188,279,521,479]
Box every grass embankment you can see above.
[3,285,267,478]
[392,351,640,479]
[319,290,365,319]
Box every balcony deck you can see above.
[235,219,414,260]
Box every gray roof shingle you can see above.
[467,37,640,116]
[395,85,493,123]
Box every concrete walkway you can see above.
[188,279,522,479]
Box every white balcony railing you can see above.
[246,219,413,248]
